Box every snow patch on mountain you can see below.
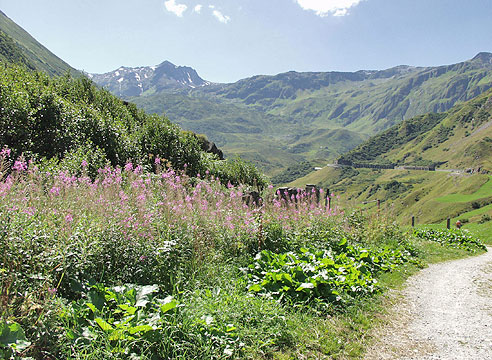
[89,61,211,98]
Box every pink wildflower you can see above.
[13,160,27,171]
[125,162,133,172]
[1,146,11,158]
[47,288,57,295]
[65,214,73,223]
[81,160,88,168]
[155,157,161,165]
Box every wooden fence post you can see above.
[411,216,415,227]
[447,218,450,229]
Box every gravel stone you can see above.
[365,248,492,359]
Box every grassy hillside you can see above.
[125,54,492,175]
[290,88,492,225]
[0,10,80,76]
[131,91,367,174]
[339,87,492,170]
[0,30,36,70]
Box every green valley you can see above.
[290,87,492,228]
[104,54,492,175]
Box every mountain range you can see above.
[2,8,492,182]
[88,61,210,97]
[89,53,492,175]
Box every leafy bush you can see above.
[0,321,31,359]
[0,65,265,187]
[413,228,486,252]
[245,238,414,308]
[479,214,491,224]
[201,153,268,190]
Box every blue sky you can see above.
[1,0,491,83]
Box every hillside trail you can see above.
[364,247,492,360]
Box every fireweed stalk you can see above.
[0,152,341,259]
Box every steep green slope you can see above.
[0,30,35,70]
[123,54,492,175]
[0,10,80,76]
[290,88,492,224]
[339,87,492,170]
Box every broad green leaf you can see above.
[86,303,98,314]
[0,322,31,351]
[88,290,105,311]
[95,318,114,332]
[159,296,178,314]
[135,285,159,307]
[128,325,153,334]
[248,284,262,292]
[118,304,137,315]
[296,282,315,291]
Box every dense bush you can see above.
[0,64,266,188]
[245,238,414,308]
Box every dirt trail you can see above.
[365,248,492,360]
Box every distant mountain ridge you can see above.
[97,53,492,174]
[88,61,211,97]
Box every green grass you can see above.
[436,176,492,203]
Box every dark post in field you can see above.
[377,199,381,210]
[411,215,415,227]
[447,218,451,229]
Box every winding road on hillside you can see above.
[365,248,492,360]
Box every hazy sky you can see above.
[1,0,491,83]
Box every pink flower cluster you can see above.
[0,153,340,253]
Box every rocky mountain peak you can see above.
[471,52,492,64]
[89,61,210,97]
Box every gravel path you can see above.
[365,248,492,359]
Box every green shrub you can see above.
[58,283,242,359]
[413,228,486,252]
[479,214,491,224]
[0,64,266,187]
[245,238,414,309]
